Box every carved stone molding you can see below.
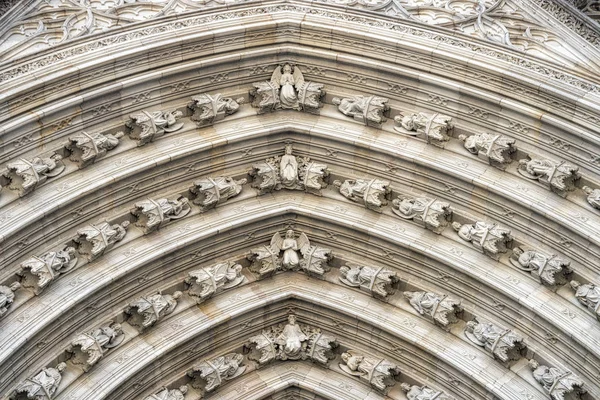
[188,353,246,393]
[143,385,188,400]
[339,350,400,393]
[332,95,389,127]
[464,319,526,363]
[4,154,65,196]
[459,133,516,170]
[132,197,191,234]
[334,179,391,211]
[394,112,453,148]
[518,159,580,197]
[392,196,452,234]
[571,280,600,321]
[528,359,586,400]
[583,186,600,210]
[403,291,462,329]
[185,261,245,304]
[510,247,572,287]
[0,282,20,319]
[67,131,124,168]
[12,362,66,400]
[401,383,454,400]
[189,93,243,126]
[339,263,398,298]
[67,322,124,372]
[125,291,182,331]
[74,221,130,262]
[126,110,184,147]
[189,176,246,212]
[452,221,512,260]
[17,247,78,295]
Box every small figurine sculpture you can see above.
[250,144,328,195]
[67,322,124,371]
[74,221,130,261]
[339,351,400,393]
[125,291,182,331]
[127,110,184,146]
[332,95,389,127]
[188,353,246,393]
[5,154,65,196]
[583,186,600,210]
[333,178,391,211]
[518,159,580,197]
[143,385,188,400]
[189,93,243,126]
[248,230,332,278]
[18,247,78,294]
[394,112,453,148]
[452,221,512,260]
[401,383,454,400]
[458,133,516,169]
[247,314,337,366]
[250,64,324,114]
[0,282,20,318]
[528,359,586,400]
[464,320,525,362]
[339,263,398,298]
[132,197,191,233]
[404,291,462,329]
[189,176,246,211]
[13,362,66,399]
[570,280,600,320]
[67,131,124,168]
[510,247,571,287]
[392,196,452,234]
[186,262,244,304]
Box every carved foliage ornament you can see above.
[583,186,600,210]
[394,112,453,148]
[125,291,182,331]
[143,385,188,400]
[12,362,66,400]
[518,158,580,197]
[528,359,585,400]
[67,131,124,168]
[339,350,400,393]
[186,261,245,304]
[5,154,65,196]
[459,133,516,170]
[404,291,462,329]
[189,93,243,126]
[401,383,454,400]
[452,221,512,260]
[339,262,398,298]
[189,176,246,211]
[67,322,124,371]
[74,221,130,262]
[334,178,391,211]
[510,247,571,287]
[332,95,389,127]
[18,247,78,295]
[392,196,452,234]
[570,280,600,321]
[0,282,21,319]
[188,353,246,394]
[464,319,526,363]
[126,110,184,146]
[132,197,191,234]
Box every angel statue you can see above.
[339,351,401,393]
[132,197,191,234]
[518,158,580,197]
[188,353,246,393]
[528,359,586,400]
[0,282,20,319]
[464,320,525,363]
[13,362,66,400]
[250,64,325,114]
[5,154,65,196]
[143,385,188,400]
[67,322,124,371]
[510,247,571,287]
[67,131,124,168]
[18,247,78,295]
[401,383,455,400]
[394,112,453,148]
[127,109,184,146]
[125,291,182,331]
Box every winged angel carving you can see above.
[250,64,325,114]
[248,230,332,278]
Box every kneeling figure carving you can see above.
[404,291,462,329]
[465,319,525,362]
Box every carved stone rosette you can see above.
[583,186,600,210]
[132,197,191,234]
[188,353,246,393]
[334,179,391,211]
[189,93,242,126]
[339,263,398,298]
[518,158,580,197]
[67,131,124,168]
[452,221,512,260]
[126,110,184,146]
[332,95,389,127]
[394,112,453,148]
[339,351,400,393]
[143,385,188,400]
[570,280,600,321]
[13,362,66,400]
[185,262,244,304]
[404,291,462,329]
[0,282,20,319]
[510,247,572,287]
[189,176,246,211]
[401,383,455,400]
[392,196,452,234]
[5,154,65,196]
[17,247,78,295]
[464,319,526,363]
[67,322,124,371]
[528,359,586,400]
[125,291,182,331]
[74,221,130,262]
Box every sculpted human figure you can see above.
[518,158,580,197]
[0,282,20,318]
[68,322,124,371]
[190,176,246,211]
[404,291,462,328]
[392,196,452,234]
[339,263,397,298]
[189,353,246,393]
[5,154,65,196]
[583,186,600,210]
[452,221,512,260]
[67,131,124,168]
[127,109,184,146]
[334,178,391,211]
[277,314,307,360]
[18,247,78,294]
[464,320,525,362]
[132,197,191,233]
[528,359,585,400]
[13,362,66,400]
[280,144,300,189]
[459,133,516,169]
[401,383,454,400]
[144,385,188,400]
[510,247,571,287]
[332,95,389,126]
[339,351,400,393]
[75,221,130,261]
[570,280,600,320]
[394,112,453,148]
[186,262,244,303]
[125,291,182,331]
[189,92,242,126]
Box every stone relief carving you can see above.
[188,353,246,393]
[248,230,332,278]
[404,291,462,329]
[392,196,452,234]
[570,280,600,321]
[583,186,600,210]
[401,383,454,400]
[332,95,389,126]
[510,247,572,287]
[74,221,130,262]
[126,110,184,146]
[189,176,246,211]
[394,112,453,148]
[452,221,512,260]
[143,385,188,400]
[185,261,245,304]
[528,359,586,400]
[67,322,124,371]
[5,154,65,196]
[189,93,243,126]
[250,64,325,114]
[0,282,20,319]
[247,314,337,366]
[132,197,191,234]
[518,159,580,197]
[12,362,66,400]
[464,319,525,362]
[333,179,391,211]
[67,131,124,168]
[458,133,516,169]
[125,291,182,331]
[17,247,78,295]
[250,144,328,195]
[339,351,400,393]
[339,263,398,298]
